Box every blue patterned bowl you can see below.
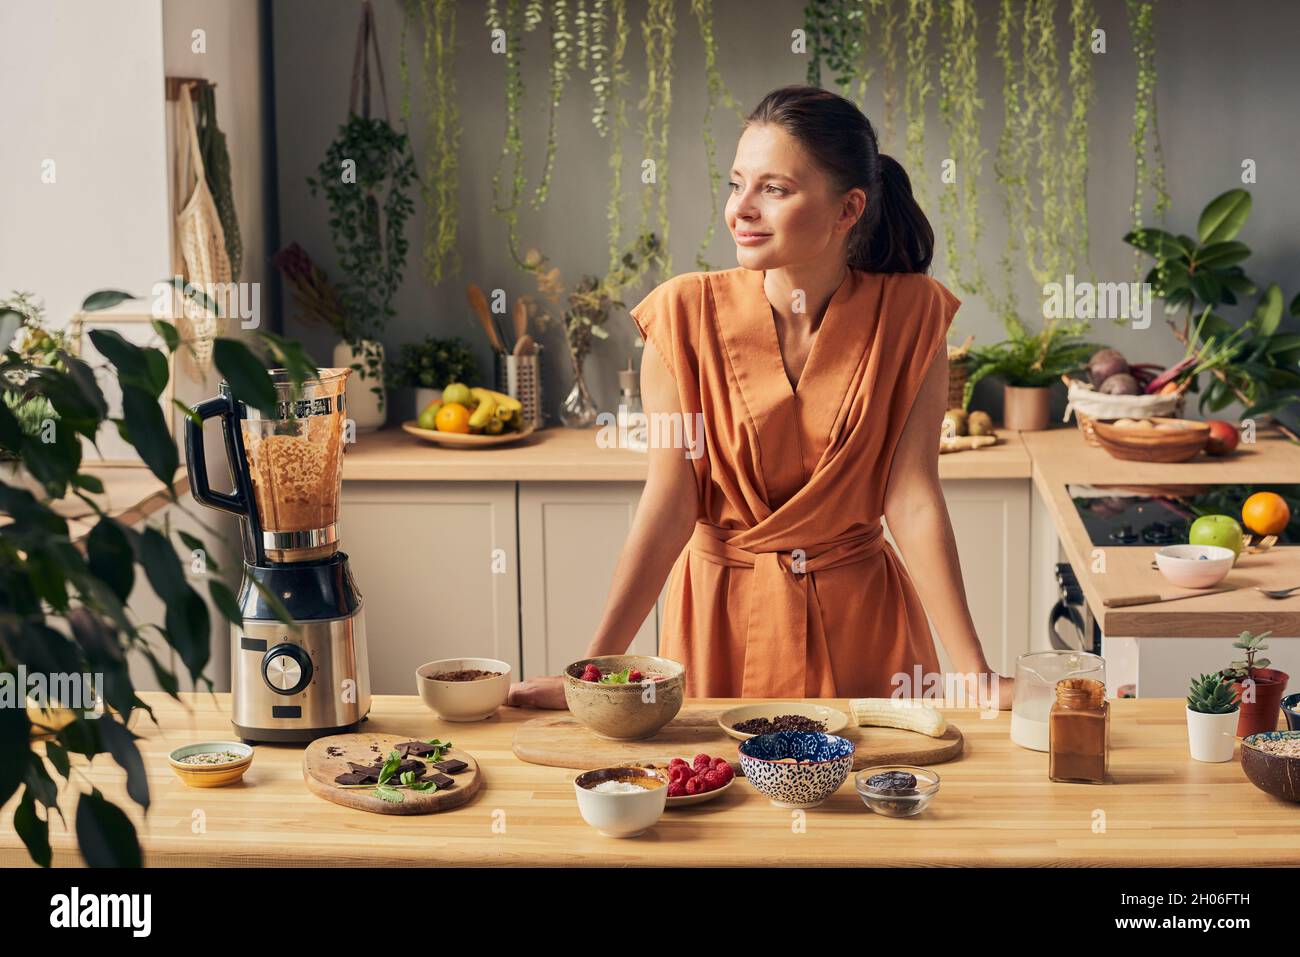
[1281,693,1300,732]
[738,732,855,808]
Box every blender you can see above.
[186,368,370,742]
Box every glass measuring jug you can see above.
[1011,650,1106,751]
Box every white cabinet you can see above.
[341,481,519,694]
[518,482,659,677]
[884,479,1033,677]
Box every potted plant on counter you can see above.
[388,335,480,417]
[1222,630,1289,738]
[961,317,1096,430]
[1186,671,1240,762]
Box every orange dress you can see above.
[629,266,961,698]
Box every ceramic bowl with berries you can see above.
[563,655,685,740]
[737,731,855,809]
[663,753,736,806]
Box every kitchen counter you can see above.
[4,692,1295,867]
[342,425,1031,482]
[1021,426,1300,638]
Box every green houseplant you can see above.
[1,286,313,867]
[389,335,480,416]
[962,316,1096,429]
[1124,189,1300,441]
[1185,671,1239,763]
[1220,630,1288,738]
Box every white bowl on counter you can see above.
[573,766,669,838]
[415,658,512,721]
[1153,544,1235,588]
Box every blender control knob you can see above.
[262,643,313,696]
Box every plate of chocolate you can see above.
[718,703,849,741]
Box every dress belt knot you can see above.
[686,521,887,697]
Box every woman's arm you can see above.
[881,339,1013,709]
[506,338,697,708]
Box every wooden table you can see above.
[3,693,1295,867]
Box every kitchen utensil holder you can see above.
[496,347,544,429]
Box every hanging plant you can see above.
[1021,0,1066,287]
[399,0,461,285]
[872,0,902,150]
[902,0,934,211]
[691,0,744,272]
[638,0,676,276]
[993,0,1029,326]
[575,0,590,71]
[803,1,867,96]
[1064,0,1096,277]
[485,0,532,270]
[590,0,612,136]
[531,0,572,209]
[603,0,631,274]
[1127,0,1171,277]
[937,0,986,300]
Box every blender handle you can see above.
[185,396,247,516]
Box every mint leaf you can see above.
[375,786,403,803]
[378,749,401,786]
[409,781,436,792]
[400,770,415,787]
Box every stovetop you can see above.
[1068,483,1300,547]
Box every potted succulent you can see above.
[1185,672,1240,762]
[388,336,480,417]
[1222,630,1289,738]
[962,317,1097,430]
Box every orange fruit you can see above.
[434,402,472,434]
[1241,491,1290,536]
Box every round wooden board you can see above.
[303,733,481,815]
[511,705,962,773]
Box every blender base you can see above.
[233,717,367,745]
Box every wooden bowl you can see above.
[1241,731,1300,802]
[562,655,685,740]
[1091,416,1209,463]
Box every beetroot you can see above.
[1089,348,1129,387]
[1099,373,1141,395]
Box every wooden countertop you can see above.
[1022,426,1300,637]
[3,692,1294,868]
[342,425,1031,482]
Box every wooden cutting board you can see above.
[512,705,962,773]
[303,733,482,815]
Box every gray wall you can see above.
[272,0,1300,425]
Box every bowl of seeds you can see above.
[1241,731,1300,802]
[719,702,849,741]
[416,657,512,722]
[168,741,254,788]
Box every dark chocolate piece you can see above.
[396,741,437,758]
[427,772,455,788]
[432,759,468,774]
[348,761,382,776]
[334,771,372,786]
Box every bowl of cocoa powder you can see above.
[415,657,512,722]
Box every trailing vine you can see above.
[604,0,631,274]
[873,0,902,150]
[902,0,934,210]
[400,0,461,285]
[575,0,590,72]
[638,0,676,276]
[590,0,611,136]
[485,0,531,270]
[692,0,745,271]
[1021,0,1066,287]
[1127,0,1170,277]
[1064,0,1096,278]
[804,1,868,97]
[993,0,1029,329]
[937,0,986,299]
[531,0,572,209]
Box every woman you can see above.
[509,85,1012,709]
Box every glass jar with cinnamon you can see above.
[1048,677,1109,784]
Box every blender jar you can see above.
[1011,650,1106,751]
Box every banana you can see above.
[471,386,522,413]
[467,395,497,432]
[484,417,505,435]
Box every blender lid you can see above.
[220,368,351,419]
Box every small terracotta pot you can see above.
[1232,668,1290,738]
[1003,384,1051,431]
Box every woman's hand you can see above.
[506,674,568,710]
[986,673,1014,710]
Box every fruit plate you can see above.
[666,775,734,808]
[718,702,850,741]
[401,420,536,448]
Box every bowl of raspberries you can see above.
[562,655,685,740]
[664,753,735,806]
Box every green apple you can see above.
[1188,514,1244,558]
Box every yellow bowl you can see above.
[168,742,254,788]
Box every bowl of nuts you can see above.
[854,765,940,817]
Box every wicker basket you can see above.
[947,349,972,410]
[1063,375,1185,446]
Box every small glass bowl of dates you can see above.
[854,765,939,817]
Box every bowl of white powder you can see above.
[573,766,668,838]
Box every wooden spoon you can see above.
[467,284,506,353]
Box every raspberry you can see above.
[702,769,726,791]
[715,762,735,782]
[580,665,601,682]
[629,669,643,682]
[668,780,686,797]
[712,757,729,771]
[692,754,713,774]
[668,764,691,785]
[684,776,702,795]
[668,757,689,769]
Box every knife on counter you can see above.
[1103,586,1240,608]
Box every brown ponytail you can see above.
[745,85,934,274]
